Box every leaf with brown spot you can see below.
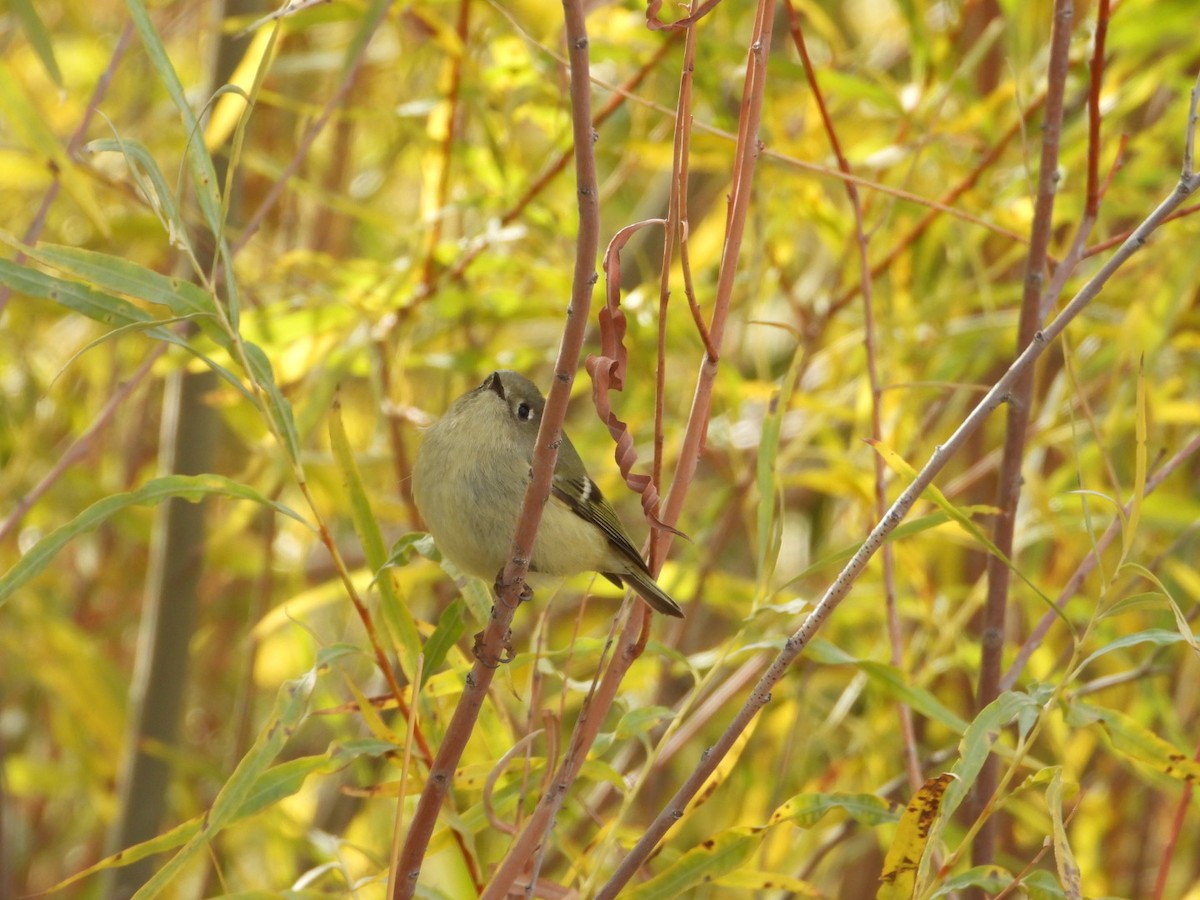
[877,773,956,900]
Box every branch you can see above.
[972,0,1075,874]
[389,0,601,894]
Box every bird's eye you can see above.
[516,402,535,422]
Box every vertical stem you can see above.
[971,0,1074,878]
[390,1,601,894]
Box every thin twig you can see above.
[1151,740,1200,900]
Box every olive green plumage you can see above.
[412,371,683,618]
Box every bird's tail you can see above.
[617,568,684,618]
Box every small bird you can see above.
[412,371,684,617]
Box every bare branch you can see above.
[389,0,602,893]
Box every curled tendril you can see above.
[585,220,685,538]
[645,0,724,32]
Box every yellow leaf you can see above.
[877,772,956,900]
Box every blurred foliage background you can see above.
[1,0,1199,897]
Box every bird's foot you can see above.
[493,568,534,609]
[472,627,516,668]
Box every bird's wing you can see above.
[551,471,652,577]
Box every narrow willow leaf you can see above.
[124,0,223,237]
[683,714,760,817]
[329,400,422,682]
[930,866,1013,896]
[1118,563,1199,654]
[939,691,1043,822]
[783,510,985,588]
[714,868,821,895]
[625,826,761,900]
[869,440,1065,627]
[768,792,899,828]
[388,532,491,626]
[756,357,801,604]
[0,475,310,605]
[31,243,218,320]
[1045,768,1082,900]
[1075,628,1185,672]
[133,669,317,898]
[10,0,63,86]
[341,670,400,746]
[0,257,175,332]
[86,137,190,249]
[877,773,956,900]
[806,640,970,733]
[243,341,301,461]
[0,257,251,397]
[421,596,466,684]
[50,752,331,894]
[614,705,675,741]
[1074,701,1200,783]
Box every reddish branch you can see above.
[389,1,601,894]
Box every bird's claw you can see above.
[493,569,534,609]
[472,628,516,668]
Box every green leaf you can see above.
[48,752,330,894]
[614,705,676,741]
[1118,563,1199,655]
[0,475,310,606]
[0,256,179,333]
[329,400,422,682]
[30,243,218,321]
[243,341,301,461]
[939,691,1044,823]
[124,0,224,239]
[930,866,1014,896]
[421,596,466,684]
[768,792,899,828]
[86,137,190,249]
[389,531,492,625]
[133,670,318,898]
[807,640,970,733]
[1045,768,1082,900]
[10,0,63,86]
[756,356,802,606]
[1072,702,1200,784]
[626,826,761,899]
[1075,628,1186,673]
[0,256,250,398]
